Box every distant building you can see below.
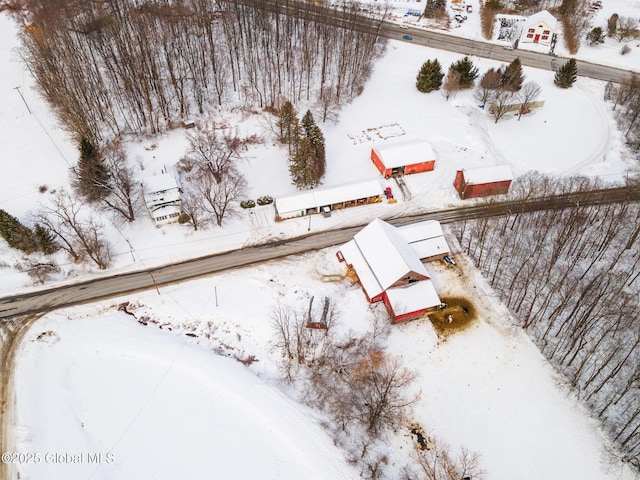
[337,219,447,323]
[370,139,436,179]
[519,10,557,47]
[274,180,383,220]
[453,165,513,199]
[142,169,182,225]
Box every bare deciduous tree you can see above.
[36,190,112,269]
[517,81,542,120]
[442,68,462,100]
[615,16,639,43]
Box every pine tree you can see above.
[586,27,605,46]
[277,101,299,154]
[34,223,59,255]
[0,209,38,253]
[501,57,525,92]
[423,0,446,18]
[73,137,110,203]
[291,111,326,189]
[554,58,578,88]
[416,59,444,93]
[450,56,479,89]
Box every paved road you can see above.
[382,22,634,84]
[258,0,635,84]
[1,186,637,319]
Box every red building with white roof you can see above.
[370,139,436,178]
[453,165,513,199]
[337,219,448,323]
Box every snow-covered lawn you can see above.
[14,249,637,480]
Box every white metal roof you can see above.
[463,165,513,185]
[353,219,428,290]
[275,180,382,215]
[524,10,557,30]
[385,281,441,316]
[397,220,450,260]
[340,239,384,300]
[372,138,436,169]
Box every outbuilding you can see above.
[370,139,436,179]
[453,165,513,199]
[274,180,383,220]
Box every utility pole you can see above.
[14,86,32,114]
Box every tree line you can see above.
[452,173,640,470]
[16,0,382,142]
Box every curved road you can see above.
[1,186,637,320]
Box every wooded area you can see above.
[17,0,383,141]
[453,173,640,470]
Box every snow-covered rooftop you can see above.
[340,238,384,299]
[462,165,513,185]
[372,138,436,168]
[353,219,428,290]
[275,179,382,215]
[397,220,450,260]
[142,171,182,208]
[524,10,558,30]
[385,280,441,316]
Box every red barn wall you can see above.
[463,180,512,199]
[405,160,435,175]
[370,149,389,177]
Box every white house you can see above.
[142,169,182,226]
[519,10,557,47]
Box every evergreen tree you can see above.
[501,57,525,92]
[291,111,326,189]
[34,223,60,255]
[289,137,320,189]
[554,58,578,88]
[416,59,444,93]
[73,137,109,203]
[450,56,479,89]
[423,0,446,18]
[0,209,38,253]
[586,27,606,46]
[277,101,299,154]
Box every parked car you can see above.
[384,187,394,199]
[443,255,456,266]
[466,4,473,13]
[399,23,409,29]
[402,34,413,41]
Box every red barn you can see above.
[371,139,436,178]
[453,165,513,199]
[337,219,442,324]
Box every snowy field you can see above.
[2,2,640,479]
[14,250,638,480]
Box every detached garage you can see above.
[453,165,513,199]
[371,139,436,179]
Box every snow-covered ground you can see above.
[2,2,640,479]
[14,249,638,479]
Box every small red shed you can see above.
[371,139,436,178]
[453,165,513,199]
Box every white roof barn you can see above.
[338,219,444,323]
[462,165,513,185]
[397,220,450,261]
[371,139,436,169]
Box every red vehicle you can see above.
[466,4,472,13]
[384,187,394,199]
